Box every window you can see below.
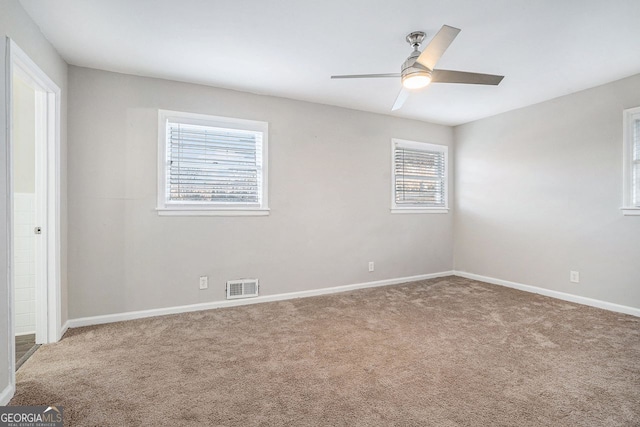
[157,110,268,215]
[623,106,640,216]
[391,139,448,213]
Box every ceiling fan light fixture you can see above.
[402,72,432,90]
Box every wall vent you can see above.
[226,279,259,299]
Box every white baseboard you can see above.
[454,271,640,317]
[59,321,69,340]
[67,271,454,329]
[14,331,35,337]
[0,383,15,406]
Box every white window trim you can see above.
[157,110,269,216]
[622,106,640,216]
[391,138,449,214]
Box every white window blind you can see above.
[623,107,640,214]
[633,117,640,206]
[157,110,268,215]
[393,140,447,209]
[166,122,263,205]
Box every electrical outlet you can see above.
[368,261,375,272]
[570,271,579,283]
[199,276,208,290]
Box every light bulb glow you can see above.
[402,73,432,90]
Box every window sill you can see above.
[157,208,270,216]
[621,207,640,216]
[391,208,449,214]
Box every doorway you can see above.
[7,38,62,377]
[12,72,40,368]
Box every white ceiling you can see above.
[20,0,640,126]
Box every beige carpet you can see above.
[10,276,640,426]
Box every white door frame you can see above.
[6,38,61,382]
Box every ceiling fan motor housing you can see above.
[401,50,432,86]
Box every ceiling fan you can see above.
[331,25,504,111]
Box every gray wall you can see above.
[67,66,453,319]
[454,73,640,309]
[0,0,67,401]
[12,77,35,194]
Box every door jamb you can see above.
[6,38,62,389]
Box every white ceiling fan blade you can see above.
[331,73,401,79]
[416,25,461,70]
[432,69,504,85]
[392,89,410,111]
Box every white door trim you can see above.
[6,38,62,384]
